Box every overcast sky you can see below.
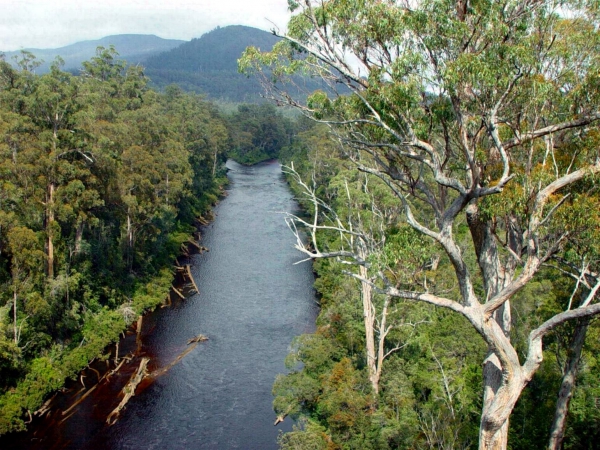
[0,0,292,51]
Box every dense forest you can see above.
[2,0,600,448]
[241,0,600,449]
[143,26,280,101]
[144,25,344,103]
[0,46,292,435]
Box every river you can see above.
[5,159,318,449]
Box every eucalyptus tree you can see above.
[241,1,600,448]
[285,162,431,395]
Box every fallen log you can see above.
[185,265,199,293]
[106,354,130,381]
[150,336,207,378]
[187,239,203,251]
[172,285,185,300]
[59,410,76,424]
[187,334,208,345]
[34,394,57,417]
[135,315,143,351]
[89,366,101,382]
[62,384,98,417]
[274,406,293,426]
[106,357,150,425]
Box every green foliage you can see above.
[247,1,600,448]
[144,26,280,102]
[226,103,293,164]
[0,46,231,433]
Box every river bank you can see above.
[2,159,318,449]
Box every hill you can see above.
[1,26,336,102]
[142,25,281,102]
[1,34,184,73]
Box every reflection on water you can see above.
[4,159,317,449]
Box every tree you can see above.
[285,163,430,396]
[6,227,44,346]
[241,1,600,448]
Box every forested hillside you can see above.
[241,0,600,449]
[142,25,278,101]
[0,47,229,434]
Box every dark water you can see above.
[5,159,317,449]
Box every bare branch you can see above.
[504,112,600,150]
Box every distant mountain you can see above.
[1,26,336,103]
[1,35,185,74]
[142,25,281,102]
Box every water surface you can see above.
[5,159,317,449]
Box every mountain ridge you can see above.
[142,25,281,102]
[1,34,185,73]
[1,26,323,103]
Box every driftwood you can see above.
[62,384,98,417]
[179,243,191,257]
[60,411,77,424]
[89,366,101,382]
[187,334,208,345]
[106,357,150,425]
[274,406,294,426]
[185,265,199,293]
[172,285,185,300]
[187,239,202,251]
[150,336,207,378]
[34,394,57,417]
[196,216,209,226]
[106,354,131,381]
[135,315,143,351]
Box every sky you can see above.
[0,0,292,51]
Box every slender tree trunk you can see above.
[74,220,84,255]
[548,320,588,450]
[46,182,55,279]
[13,288,18,344]
[375,296,390,393]
[360,263,378,394]
[127,211,133,270]
[212,149,218,178]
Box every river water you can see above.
[5,159,317,449]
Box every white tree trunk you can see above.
[548,320,588,450]
[46,182,55,279]
[360,263,379,394]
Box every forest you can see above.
[0,46,291,435]
[2,0,600,448]
[240,0,600,449]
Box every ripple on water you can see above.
[1,159,317,450]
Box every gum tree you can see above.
[241,1,600,448]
